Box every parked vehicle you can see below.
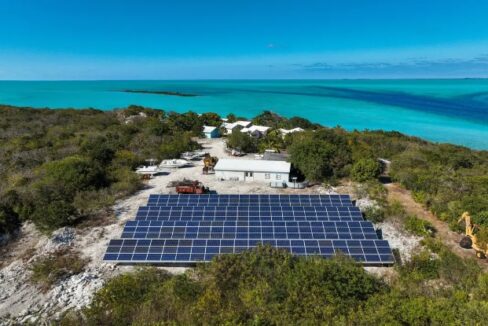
[181,151,208,160]
[175,180,209,194]
[159,159,193,168]
[135,165,167,177]
[203,154,219,174]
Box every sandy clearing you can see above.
[386,182,488,271]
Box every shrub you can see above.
[363,206,386,223]
[288,137,336,181]
[73,189,115,217]
[400,250,440,280]
[78,246,383,325]
[29,249,88,291]
[226,130,258,153]
[405,215,435,237]
[159,134,200,159]
[351,158,382,182]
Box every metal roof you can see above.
[214,159,290,173]
[203,125,217,133]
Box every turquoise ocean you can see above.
[1,79,488,149]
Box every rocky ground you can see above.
[0,138,420,324]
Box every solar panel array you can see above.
[135,206,363,221]
[104,194,394,265]
[147,194,353,206]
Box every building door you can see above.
[245,171,254,181]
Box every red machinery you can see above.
[175,180,209,194]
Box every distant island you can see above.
[121,89,198,97]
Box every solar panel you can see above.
[103,193,394,266]
[120,220,378,240]
[146,194,353,206]
[135,205,363,221]
[103,238,394,264]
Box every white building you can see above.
[221,120,252,134]
[279,127,305,137]
[214,159,290,183]
[240,125,270,138]
[203,125,220,138]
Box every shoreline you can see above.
[0,103,487,152]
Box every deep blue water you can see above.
[1,79,488,149]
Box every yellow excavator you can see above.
[202,154,218,175]
[458,212,488,259]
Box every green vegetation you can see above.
[61,245,488,325]
[351,158,383,182]
[225,129,258,153]
[405,215,435,237]
[29,249,88,291]
[251,110,319,129]
[0,105,204,233]
[3,105,487,238]
[389,144,488,229]
[3,106,488,324]
[288,129,351,182]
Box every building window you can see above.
[265,173,270,179]
[245,172,253,177]
[276,174,281,180]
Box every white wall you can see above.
[216,170,289,182]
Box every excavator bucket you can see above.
[459,236,473,249]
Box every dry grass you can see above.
[29,249,89,292]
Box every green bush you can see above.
[351,158,382,182]
[226,130,258,153]
[399,250,440,280]
[159,134,200,159]
[61,244,488,326]
[404,215,435,237]
[77,246,382,325]
[363,206,386,223]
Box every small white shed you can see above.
[214,159,290,183]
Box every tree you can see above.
[226,113,237,123]
[81,136,116,166]
[35,155,106,195]
[351,158,382,182]
[257,129,285,152]
[252,111,286,128]
[288,116,315,129]
[226,131,257,153]
[288,136,337,181]
[28,156,107,231]
[159,134,200,159]
[200,112,222,127]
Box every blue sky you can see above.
[1,0,488,79]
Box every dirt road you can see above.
[385,183,488,271]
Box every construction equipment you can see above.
[175,180,209,194]
[458,212,488,259]
[203,154,218,174]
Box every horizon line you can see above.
[1,77,488,82]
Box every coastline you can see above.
[0,79,488,150]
